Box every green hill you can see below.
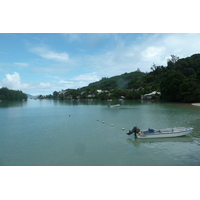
[42,53,200,103]
[80,69,147,91]
[79,53,200,102]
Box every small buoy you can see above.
[122,128,125,131]
[102,121,105,123]
[111,124,114,127]
[97,119,99,121]
[69,115,71,117]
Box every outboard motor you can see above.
[127,126,140,137]
[127,130,134,135]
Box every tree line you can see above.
[0,87,28,101]
[38,53,200,103]
[38,69,149,100]
[150,54,200,102]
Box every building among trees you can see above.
[141,91,161,100]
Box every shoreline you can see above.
[191,103,200,107]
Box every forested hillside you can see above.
[40,53,200,103]
[0,87,28,101]
[80,69,147,91]
[151,54,200,102]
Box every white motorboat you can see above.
[127,127,193,138]
[108,104,120,108]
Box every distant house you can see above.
[59,90,67,95]
[87,94,95,98]
[141,91,161,100]
[136,87,144,91]
[119,96,125,100]
[66,95,73,100]
[97,90,102,93]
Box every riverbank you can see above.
[191,103,200,107]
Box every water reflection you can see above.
[52,99,116,106]
[127,136,194,148]
[0,100,27,108]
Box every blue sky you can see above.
[1,33,200,95]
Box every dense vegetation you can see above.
[158,54,200,102]
[39,53,200,103]
[83,69,146,91]
[0,87,28,101]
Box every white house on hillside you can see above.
[141,91,161,100]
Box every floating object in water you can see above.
[97,119,99,121]
[108,104,120,108]
[122,128,125,131]
[127,126,194,138]
[111,124,114,127]
[102,121,105,123]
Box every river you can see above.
[0,99,200,166]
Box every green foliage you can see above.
[0,87,27,101]
[38,95,44,99]
[53,91,59,98]
[180,78,200,102]
[160,54,200,102]
[87,71,147,91]
[160,71,185,102]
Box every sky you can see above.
[0,33,200,95]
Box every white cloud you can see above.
[80,33,200,76]
[141,46,166,60]
[1,72,31,90]
[55,72,100,89]
[73,72,99,82]
[30,46,69,62]
[162,33,200,57]
[14,62,29,68]
[37,82,51,89]
[72,73,100,88]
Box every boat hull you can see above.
[136,127,193,139]
[108,104,120,108]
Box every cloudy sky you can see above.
[0,33,200,95]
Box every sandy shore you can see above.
[191,103,200,107]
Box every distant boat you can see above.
[127,127,193,138]
[108,104,120,108]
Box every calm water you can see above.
[0,99,200,166]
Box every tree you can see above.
[167,55,179,70]
[53,91,59,98]
[0,87,27,100]
[151,63,157,72]
[38,95,44,99]
[182,68,196,77]
[167,55,179,64]
[160,71,185,102]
